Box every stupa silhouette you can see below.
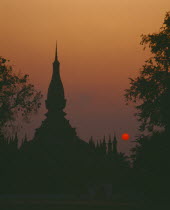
[34,43,86,145]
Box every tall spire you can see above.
[45,42,66,112]
[108,134,112,155]
[34,44,80,145]
[114,132,117,141]
[113,132,118,154]
[55,41,58,61]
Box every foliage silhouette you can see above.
[130,131,170,200]
[124,12,170,202]
[125,12,170,132]
[0,57,42,136]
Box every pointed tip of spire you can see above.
[114,132,117,141]
[55,41,58,61]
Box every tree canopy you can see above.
[125,12,170,132]
[0,57,42,135]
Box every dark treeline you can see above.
[0,133,130,197]
[0,130,169,202]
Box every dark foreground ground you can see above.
[0,197,169,210]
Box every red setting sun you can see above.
[122,133,130,141]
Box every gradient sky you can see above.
[1,0,170,153]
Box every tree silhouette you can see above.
[130,131,170,200]
[0,56,42,136]
[125,12,170,133]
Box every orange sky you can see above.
[0,0,170,153]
